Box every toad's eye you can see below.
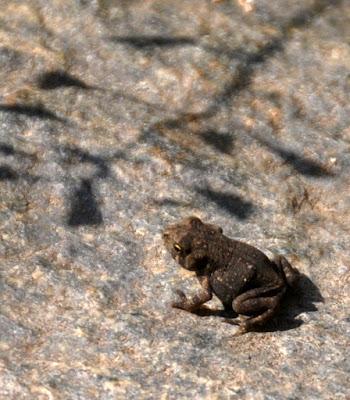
[173,243,182,252]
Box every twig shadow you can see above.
[109,35,196,49]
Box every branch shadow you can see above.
[286,0,341,29]
[204,0,342,114]
[139,127,215,172]
[140,0,342,173]
[59,145,110,178]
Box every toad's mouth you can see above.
[195,257,209,270]
[179,255,209,271]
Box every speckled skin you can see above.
[163,217,300,333]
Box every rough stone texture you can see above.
[0,1,349,399]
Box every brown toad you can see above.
[163,216,300,334]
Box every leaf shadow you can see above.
[196,186,254,220]
[37,70,92,90]
[0,165,18,181]
[255,136,335,178]
[200,130,235,154]
[67,178,103,227]
[0,103,65,122]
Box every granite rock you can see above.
[0,1,349,399]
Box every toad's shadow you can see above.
[193,273,323,332]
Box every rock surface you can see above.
[0,1,349,399]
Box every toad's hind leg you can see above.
[232,285,286,334]
[273,255,300,289]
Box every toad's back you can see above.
[205,234,282,306]
[203,231,272,270]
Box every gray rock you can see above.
[0,1,349,399]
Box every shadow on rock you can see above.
[138,0,343,134]
[0,143,15,156]
[200,130,235,154]
[37,70,91,90]
[59,144,110,179]
[254,273,324,333]
[0,142,38,161]
[0,103,65,122]
[256,136,334,178]
[153,198,188,207]
[0,165,18,181]
[67,179,103,227]
[109,35,196,49]
[196,186,254,220]
[276,147,333,178]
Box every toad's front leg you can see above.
[172,276,212,312]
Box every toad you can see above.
[163,216,300,334]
